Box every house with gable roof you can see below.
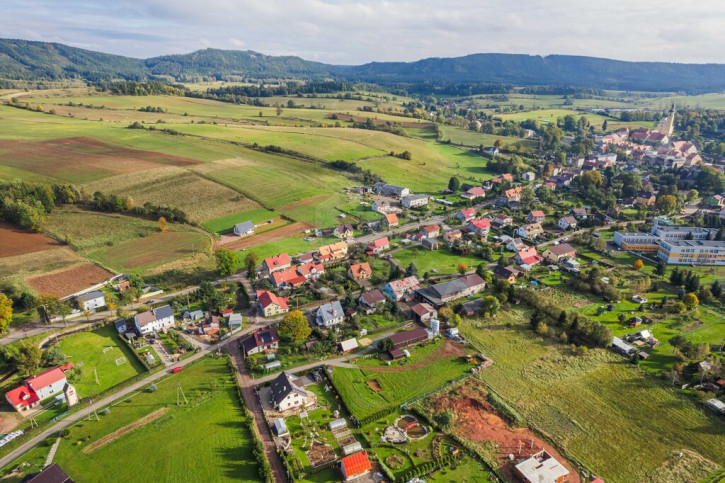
[270,372,316,412]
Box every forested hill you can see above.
[4,38,725,93]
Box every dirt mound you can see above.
[367,379,382,392]
[83,407,168,454]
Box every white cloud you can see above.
[3,0,725,64]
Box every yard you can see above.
[3,356,261,482]
[57,325,145,398]
[392,245,485,276]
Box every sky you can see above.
[5,0,725,64]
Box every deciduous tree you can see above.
[0,293,12,333]
[280,311,311,343]
[215,247,237,278]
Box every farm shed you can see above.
[264,361,282,371]
[389,328,428,349]
[233,221,255,236]
[274,417,289,436]
[329,418,347,431]
[706,398,725,414]
[611,336,635,356]
[339,338,359,354]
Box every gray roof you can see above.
[153,305,174,320]
[270,372,307,405]
[78,290,104,302]
[316,300,344,324]
[233,221,254,234]
[114,319,126,330]
[418,274,486,303]
[403,194,430,201]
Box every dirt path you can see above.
[82,407,168,454]
[357,340,465,372]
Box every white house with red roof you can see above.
[257,290,289,317]
[461,186,486,200]
[366,237,390,255]
[514,246,543,266]
[417,224,440,240]
[6,367,67,412]
[384,213,399,227]
[384,276,420,301]
[467,218,491,237]
[528,210,546,224]
[264,253,292,273]
[456,207,476,222]
[271,267,307,288]
[298,262,325,280]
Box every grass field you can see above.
[19,356,261,482]
[201,207,279,234]
[437,125,537,152]
[459,308,725,482]
[330,339,473,419]
[58,325,145,397]
[393,245,485,275]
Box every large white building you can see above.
[657,240,725,266]
[133,305,175,334]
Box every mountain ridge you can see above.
[3,38,725,92]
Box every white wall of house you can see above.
[33,378,67,401]
[82,295,105,311]
[136,315,175,334]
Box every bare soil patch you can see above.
[27,263,114,297]
[367,379,382,392]
[572,300,593,308]
[0,137,200,181]
[82,407,168,454]
[0,223,60,257]
[280,194,330,210]
[683,321,704,332]
[306,439,337,467]
[222,222,313,251]
[360,340,465,373]
[430,381,580,482]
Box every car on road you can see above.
[172,366,184,374]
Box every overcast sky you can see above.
[5,0,725,64]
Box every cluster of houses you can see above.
[261,242,349,290]
[6,365,78,413]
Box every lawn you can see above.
[393,245,484,275]
[237,235,335,262]
[30,356,260,482]
[57,325,145,398]
[201,207,279,234]
[458,308,725,482]
[330,338,474,419]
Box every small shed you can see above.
[421,238,439,251]
[329,418,347,431]
[705,398,725,414]
[638,351,649,360]
[447,328,459,337]
[228,313,242,330]
[389,348,405,360]
[274,417,289,436]
[339,338,359,354]
[264,361,281,371]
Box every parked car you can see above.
[172,366,184,374]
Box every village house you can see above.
[506,238,527,252]
[415,274,486,307]
[371,200,393,214]
[257,290,289,317]
[516,223,544,239]
[366,237,389,255]
[467,218,491,238]
[334,224,355,239]
[384,276,420,301]
[373,182,410,198]
[340,451,372,481]
[521,171,536,182]
[456,207,477,222]
[358,289,386,314]
[636,190,656,206]
[462,186,486,200]
[228,313,242,331]
[492,265,522,284]
[318,241,348,261]
[240,327,280,357]
[444,229,462,243]
[270,372,316,412]
[514,247,543,267]
[417,224,440,239]
[503,186,523,204]
[271,267,307,289]
[389,328,429,350]
[76,290,105,311]
[297,262,325,280]
[491,173,514,184]
[233,221,254,236]
[339,338,359,354]
[558,215,578,230]
[570,207,588,219]
[542,243,577,263]
[133,305,175,335]
[484,147,500,156]
[514,450,570,483]
[198,314,220,336]
[316,300,345,327]
[401,194,430,209]
[491,213,513,230]
[422,238,439,250]
[348,262,372,281]
[411,303,436,325]
[384,213,399,227]
[264,253,292,273]
[528,210,546,224]
[6,367,67,412]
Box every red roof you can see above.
[264,253,291,270]
[464,186,486,197]
[59,362,75,372]
[341,451,371,478]
[5,386,39,408]
[422,224,440,233]
[385,213,399,224]
[470,218,491,230]
[458,208,476,219]
[256,290,289,310]
[25,367,65,391]
[530,210,545,217]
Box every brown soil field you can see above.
[82,408,168,454]
[0,222,60,257]
[280,194,330,210]
[366,379,382,392]
[431,380,580,482]
[222,222,313,251]
[359,341,465,373]
[0,137,201,182]
[27,263,114,297]
[0,247,85,281]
